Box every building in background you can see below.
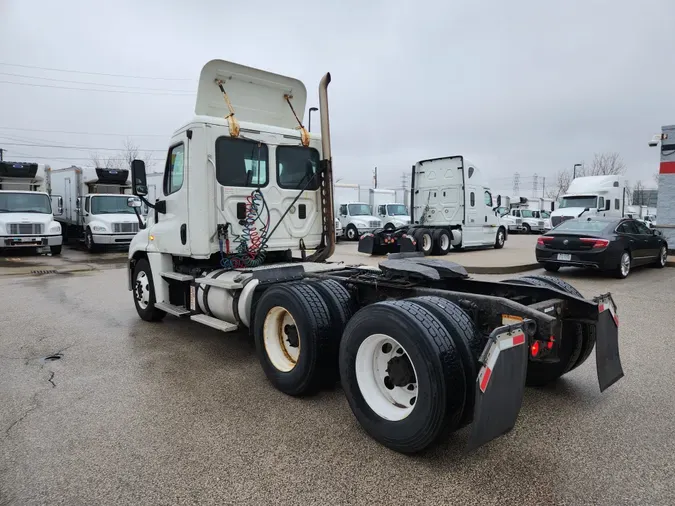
[654,124,675,245]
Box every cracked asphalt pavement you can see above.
[1,266,675,505]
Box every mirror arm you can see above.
[138,195,154,209]
[132,206,146,230]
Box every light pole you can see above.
[308,107,318,132]
[573,163,582,178]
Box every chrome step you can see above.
[190,314,238,333]
[154,302,191,317]
[161,271,194,282]
[194,277,243,290]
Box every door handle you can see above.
[180,224,187,245]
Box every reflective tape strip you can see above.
[499,332,525,351]
[478,341,501,393]
[599,300,619,326]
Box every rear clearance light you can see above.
[530,341,540,357]
[580,237,609,249]
[537,236,554,246]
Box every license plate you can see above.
[557,253,571,261]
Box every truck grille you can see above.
[7,223,44,235]
[538,221,544,227]
[515,218,522,225]
[368,221,380,227]
[551,215,575,227]
[112,222,139,234]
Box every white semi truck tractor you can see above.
[126,59,623,454]
[0,161,63,255]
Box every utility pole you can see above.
[401,171,409,189]
[513,172,520,194]
[532,173,538,197]
[0,148,3,161]
[373,167,378,189]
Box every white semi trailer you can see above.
[125,59,623,455]
[0,161,62,255]
[48,166,141,252]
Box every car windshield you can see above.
[0,192,51,213]
[521,210,534,218]
[386,204,408,216]
[91,196,137,214]
[541,211,550,218]
[348,204,372,216]
[554,220,609,233]
[560,196,597,209]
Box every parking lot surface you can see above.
[2,264,675,505]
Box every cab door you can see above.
[482,189,499,242]
[151,137,190,256]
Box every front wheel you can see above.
[654,245,668,268]
[132,258,166,322]
[522,223,531,234]
[50,245,62,256]
[345,225,359,241]
[84,229,99,253]
[494,227,506,249]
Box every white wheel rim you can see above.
[135,271,150,309]
[621,253,630,276]
[661,247,667,265]
[440,234,450,250]
[263,306,300,372]
[422,234,432,251]
[355,334,418,421]
[498,231,504,245]
[348,228,356,239]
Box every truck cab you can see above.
[510,208,547,234]
[336,202,382,240]
[375,203,410,229]
[0,161,63,255]
[550,175,628,227]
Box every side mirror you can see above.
[605,201,611,211]
[131,159,148,197]
[496,195,502,207]
[127,197,142,208]
[75,198,81,211]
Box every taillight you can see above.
[580,237,609,249]
[530,341,540,357]
[537,236,554,246]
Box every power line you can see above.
[0,62,193,81]
[0,80,195,96]
[0,126,168,137]
[6,152,163,161]
[0,141,166,152]
[0,71,194,93]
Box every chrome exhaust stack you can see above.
[309,72,335,262]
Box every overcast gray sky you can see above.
[1,0,673,195]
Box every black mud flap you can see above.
[594,293,624,392]
[399,234,416,252]
[358,234,376,254]
[467,322,530,452]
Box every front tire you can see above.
[654,245,668,268]
[345,225,359,241]
[132,258,166,322]
[84,228,99,253]
[339,300,466,454]
[50,245,62,256]
[494,227,506,249]
[522,223,531,234]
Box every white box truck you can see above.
[124,58,623,456]
[334,183,381,240]
[0,161,63,255]
[47,166,142,252]
[369,188,410,230]
[550,175,629,228]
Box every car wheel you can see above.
[544,263,560,272]
[522,223,531,234]
[345,225,359,241]
[50,245,62,256]
[615,251,631,279]
[654,245,668,268]
[84,228,99,253]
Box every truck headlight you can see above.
[50,223,61,233]
[92,225,107,232]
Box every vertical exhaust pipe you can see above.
[309,72,335,262]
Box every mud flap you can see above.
[467,323,530,452]
[594,293,624,392]
[399,235,416,252]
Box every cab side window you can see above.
[164,143,185,195]
[339,204,348,216]
[84,197,90,213]
[378,205,386,215]
[634,221,651,235]
[483,191,493,207]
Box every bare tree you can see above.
[89,152,120,169]
[120,137,155,171]
[584,152,627,176]
[546,169,572,201]
[653,172,660,186]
